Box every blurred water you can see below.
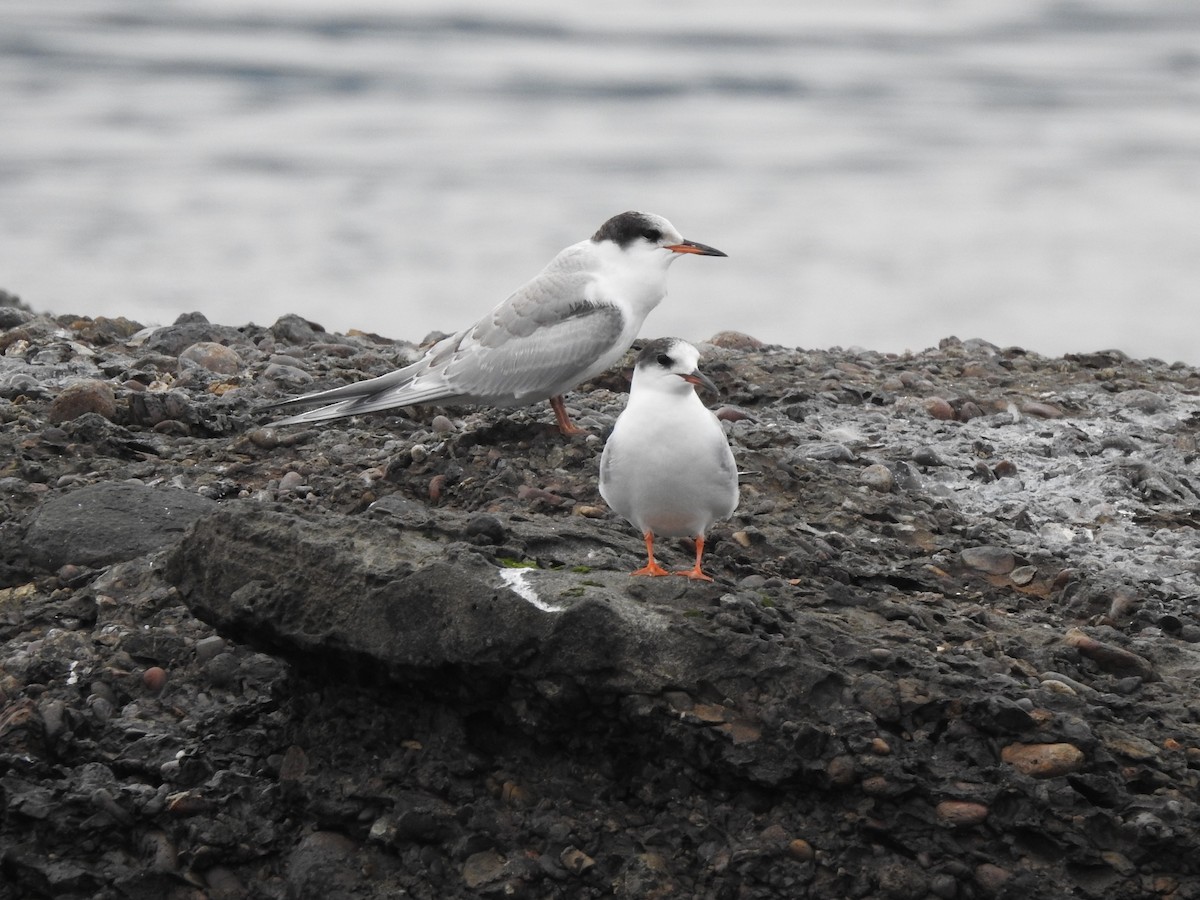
[2,0,1198,362]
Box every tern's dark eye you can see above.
[656,353,672,367]
[641,228,662,242]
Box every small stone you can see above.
[936,800,989,827]
[428,474,446,501]
[464,514,506,545]
[957,400,984,421]
[1064,628,1157,680]
[1009,565,1037,586]
[194,635,227,664]
[279,745,309,782]
[860,464,895,493]
[559,847,595,874]
[463,850,506,889]
[715,406,752,423]
[961,545,1016,575]
[142,666,168,693]
[787,839,814,861]
[430,415,456,434]
[992,459,1018,478]
[924,397,955,420]
[1021,401,1064,419]
[500,781,534,807]
[929,873,958,899]
[179,341,240,374]
[861,775,891,795]
[1001,742,1085,778]
[278,471,308,493]
[261,362,313,386]
[911,446,947,467]
[707,331,763,350]
[166,790,213,816]
[1039,679,1077,696]
[974,863,1011,894]
[202,865,245,900]
[49,380,117,423]
[827,755,856,786]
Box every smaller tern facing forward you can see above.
[599,338,739,581]
[267,211,726,434]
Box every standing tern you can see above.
[599,338,739,581]
[266,211,726,433]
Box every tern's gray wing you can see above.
[269,269,626,425]
[436,268,627,402]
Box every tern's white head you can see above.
[630,337,719,398]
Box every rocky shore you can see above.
[2,290,1199,899]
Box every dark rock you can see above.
[22,482,215,570]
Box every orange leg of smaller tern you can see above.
[631,532,670,577]
[549,395,588,436]
[674,536,714,582]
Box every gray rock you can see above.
[23,482,215,569]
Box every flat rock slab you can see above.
[23,482,215,569]
[165,503,821,696]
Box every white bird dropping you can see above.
[599,338,739,581]
[266,212,725,435]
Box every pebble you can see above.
[194,635,227,664]
[961,545,1016,575]
[715,406,752,423]
[1001,742,1085,778]
[48,380,117,423]
[179,342,241,374]
[462,850,506,889]
[935,800,989,827]
[278,471,308,493]
[1009,565,1037,585]
[924,397,955,420]
[1064,628,1157,680]
[706,331,764,350]
[261,362,313,386]
[431,415,456,434]
[992,459,1018,478]
[974,863,1011,893]
[787,838,814,861]
[911,446,947,467]
[826,755,856,786]
[142,666,168,693]
[859,464,895,493]
[1020,401,1064,419]
[559,847,596,874]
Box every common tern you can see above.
[599,338,739,581]
[267,211,726,433]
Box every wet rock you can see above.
[22,482,215,570]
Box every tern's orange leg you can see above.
[549,395,589,436]
[674,536,714,582]
[631,532,670,577]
